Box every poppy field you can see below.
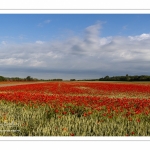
[0,81,150,136]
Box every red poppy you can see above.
[62,111,67,115]
[131,132,135,135]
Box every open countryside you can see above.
[1,14,150,136]
[0,80,150,136]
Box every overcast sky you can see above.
[0,14,150,79]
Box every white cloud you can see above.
[0,58,24,65]
[122,25,128,30]
[19,35,27,40]
[37,23,42,27]
[99,37,112,46]
[128,33,150,41]
[44,20,51,24]
[84,23,101,43]
[29,60,45,67]
[38,19,51,27]
[1,22,150,79]
[1,41,6,45]
[36,41,44,44]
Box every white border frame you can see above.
[0,0,150,142]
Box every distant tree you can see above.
[70,79,76,81]
[26,76,33,81]
[33,78,38,81]
[51,79,63,81]
[104,75,110,81]
[0,76,6,81]
[126,74,130,81]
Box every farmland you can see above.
[0,81,150,136]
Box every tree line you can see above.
[0,75,63,82]
[72,74,150,81]
[99,74,150,81]
[0,76,38,81]
[1,74,150,82]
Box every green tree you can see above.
[126,74,130,81]
[104,75,110,81]
[26,76,33,81]
[0,76,6,81]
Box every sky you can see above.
[0,14,150,80]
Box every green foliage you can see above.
[70,79,76,81]
[99,75,150,81]
[50,79,63,81]
[0,76,6,81]
[1,74,150,82]
[26,76,33,81]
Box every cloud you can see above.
[122,25,128,30]
[36,41,45,44]
[38,19,51,27]
[37,23,42,27]
[44,20,51,24]
[128,33,150,41]
[1,41,6,45]
[19,35,27,40]
[84,23,101,44]
[1,22,150,79]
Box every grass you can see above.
[0,100,150,136]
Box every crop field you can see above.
[0,81,150,136]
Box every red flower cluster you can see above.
[0,82,149,116]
